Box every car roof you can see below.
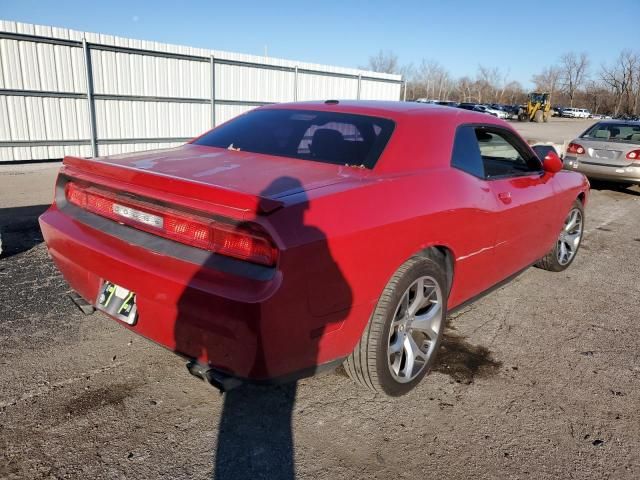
[260,100,512,173]
[591,119,640,125]
[259,100,498,122]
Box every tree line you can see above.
[366,50,640,115]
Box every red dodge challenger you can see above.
[40,101,589,396]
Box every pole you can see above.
[357,74,362,100]
[82,38,98,157]
[294,66,298,101]
[210,55,216,127]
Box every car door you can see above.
[448,125,505,303]
[473,126,558,281]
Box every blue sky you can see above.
[2,0,639,87]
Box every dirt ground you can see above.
[1,118,639,479]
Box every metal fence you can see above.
[0,20,403,162]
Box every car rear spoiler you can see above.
[61,156,284,214]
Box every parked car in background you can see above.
[489,104,516,119]
[562,108,591,118]
[434,100,459,107]
[39,101,589,396]
[564,120,640,185]
[457,103,499,117]
[475,105,509,119]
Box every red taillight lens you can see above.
[164,213,212,250]
[626,149,640,162]
[65,182,87,207]
[567,142,585,155]
[64,181,278,266]
[213,226,278,266]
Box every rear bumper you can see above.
[564,156,640,184]
[39,204,356,381]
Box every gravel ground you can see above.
[0,120,639,479]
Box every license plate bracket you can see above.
[96,281,138,325]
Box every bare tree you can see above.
[559,52,590,107]
[599,51,640,115]
[474,66,511,103]
[364,50,400,74]
[503,81,526,105]
[584,80,608,114]
[413,60,453,100]
[532,66,561,97]
[455,76,474,102]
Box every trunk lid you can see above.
[63,144,365,213]
[579,139,632,167]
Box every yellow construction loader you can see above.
[518,92,551,122]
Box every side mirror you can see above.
[542,150,563,174]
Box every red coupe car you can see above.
[40,101,589,396]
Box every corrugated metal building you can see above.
[0,20,403,162]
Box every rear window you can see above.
[194,109,395,168]
[581,122,640,143]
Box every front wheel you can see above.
[536,200,584,272]
[343,256,447,396]
[534,110,544,122]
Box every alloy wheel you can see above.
[557,208,583,265]
[387,276,443,383]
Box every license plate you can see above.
[593,149,619,160]
[96,281,138,325]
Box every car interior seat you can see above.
[309,128,346,163]
[594,129,611,139]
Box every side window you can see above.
[451,125,484,178]
[475,128,541,178]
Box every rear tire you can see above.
[344,256,448,396]
[536,200,584,272]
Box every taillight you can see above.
[626,149,640,162]
[567,143,585,155]
[64,181,278,266]
[213,225,278,266]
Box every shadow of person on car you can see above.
[173,176,352,480]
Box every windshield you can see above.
[581,122,640,143]
[193,109,395,169]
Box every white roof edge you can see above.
[0,19,402,81]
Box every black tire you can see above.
[343,256,448,396]
[536,199,584,272]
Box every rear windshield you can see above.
[193,109,395,168]
[581,122,640,143]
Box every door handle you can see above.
[497,192,512,204]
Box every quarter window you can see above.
[475,129,541,178]
[451,125,541,179]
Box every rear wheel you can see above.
[343,256,447,396]
[536,200,584,272]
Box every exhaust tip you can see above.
[68,291,96,315]
[186,360,242,392]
